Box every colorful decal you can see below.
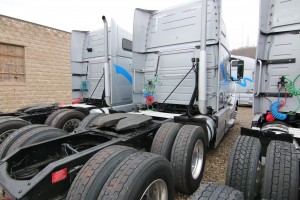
[113,64,133,84]
[236,77,253,87]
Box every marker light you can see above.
[52,168,68,184]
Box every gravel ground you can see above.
[0,107,252,200]
[176,107,253,199]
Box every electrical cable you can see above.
[187,58,199,117]
[284,75,300,114]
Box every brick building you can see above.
[0,15,72,112]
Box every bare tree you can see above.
[231,46,256,59]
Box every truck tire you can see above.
[191,183,244,200]
[44,109,70,125]
[66,145,137,200]
[225,136,261,200]
[261,140,299,200]
[170,125,207,194]
[98,152,175,200]
[0,124,45,159]
[0,125,67,158]
[0,117,31,144]
[74,107,90,116]
[73,113,105,133]
[150,122,182,160]
[45,109,86,133]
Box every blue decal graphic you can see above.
[219,64,230,85]
[237,77,253,87]
[219,64,253,87]
[220,63,228,80]
[113,64,132,84]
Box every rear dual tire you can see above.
[67,146,175,200]
[98,151,174,200]
[67,145,138,200]
[171,125,207,194]
[151,123,207,195]
[45,109,86,133]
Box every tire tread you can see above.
[225,136,261,199]
[171,125,207,194]
[191,183,244,200]
[150,122,181,159]
[67,145,136,200]
[98,152,173,200]
[262,140,299,200]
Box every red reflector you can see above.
[52,168,68,184]
[4,193,11,200]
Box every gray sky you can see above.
[0,0,259,50]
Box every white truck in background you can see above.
[71,18,133,112]
[0,18,133,137]
[231,55,255,106]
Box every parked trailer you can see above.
[0,19,133,137]
[231,55,255,106]
[226,0,300,199]
[0,1,243,199]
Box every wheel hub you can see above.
[191,140,204,179]
[140,179,168,200]
[63,119,81,133]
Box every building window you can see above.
[0,43,25,84]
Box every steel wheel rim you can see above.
[191,140,204,179]
[0,129,16,143]
[62,119,81,133]
[140,179,168,200]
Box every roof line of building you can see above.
[0,14,71,34]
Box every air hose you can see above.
[72,79,89,104]
[143,75,157,110]
[284,75,300,114]
[285,75,300,96]
[267,75,300,121]
[266,87,287,122]
[80,79,89,94]
[270,101,287,120]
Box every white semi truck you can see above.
[231,55,255,106]
[0,1,243,199]
[0,19,133,137]
[225,0,300,199]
